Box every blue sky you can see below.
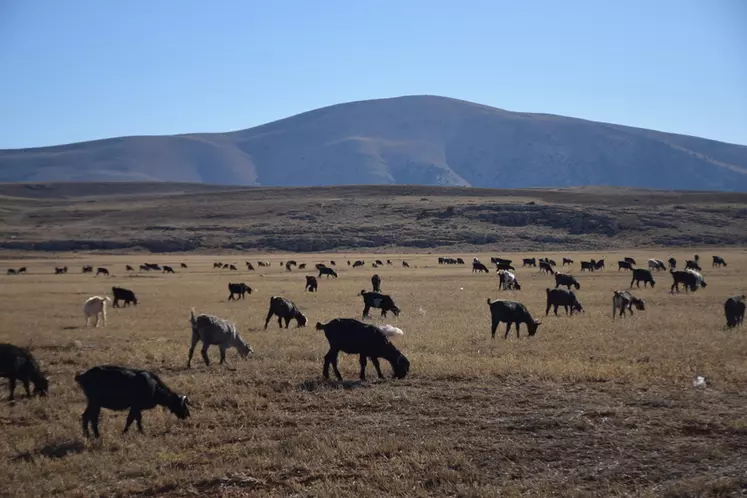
[1,0,745,149]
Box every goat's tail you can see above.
[315,321,326,331]
[189,307,197,327]
[486,298,492,305]
[379,324,404,338]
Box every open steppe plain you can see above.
[1,249,746,497]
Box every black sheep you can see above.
[75,365,191,438]
[112,286,138,307]
[360,291,400,318]
[725,295,745,328]
[264,296,308,329]
[315,318,409,381]
[0,343,49,400]
[487,298,541,339]
[371,274,382,292]
[545,288,584,316]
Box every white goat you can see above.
[648,259,666,271]
[188,308,253,367]
[497,269,520,290]
[685,269,707,289]
[83,296,112,327]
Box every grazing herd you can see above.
[1,253,744,440]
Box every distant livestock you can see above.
[96,267,110,277]
[246,262,255,271]
[55,266,68,274]
[402,261,410,268]
[139,264,150,272]
[316,318,409,381]
[112,287,138,307]
[0,343,49,401]
[522,258,536,267]
[82,265,93,273]
[227,283,253,300]
[84,296,112,327]
[648,259,666,271]
[554,273,580,290]
[618,260,634,271]
[539,261,555,274]
[491,257,512,266]
[624,257,636,265]
[125,265,134,272]
[712,256,727,268]
[611,290,646,319]
[305,276,318,292]
[298,263,306,270]
[494,262,515,271]
[228,264,238,271]
[630,269,655,288]
[580,261,595,272]
[724,295,745,328]
[17,267,27,274]
[670,269,706,293]
[163,265,175,274]
[685,260,701,271]
[668,257,677,270]
[180,263,188,269]
[563,258,573,266]
[360,291,400,319]
[75,365,190,438]
[594,259,605,271]
[264,296,307,329]
[472,262,490,273]
[486,298,541,339]
[545,288,584,316]
[371,274,382,292]
[497,270,520,291]
[187,309,252,367]
[6,269,17,275]
[353,260,365,268]
[319,267,338,278]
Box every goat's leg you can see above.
[362,305,371,319]
[545,303,551,316]
[134,410,144,433]
[22,379,31,397]
[7,377,16,400]
[81,405,91,437]
[201,345,211,366]
[504,322,512,339]
[263,310,273,330]
[284,317,291,329]
[123,409,136,433]
[187,337,198,368]
[554,304,560,316]
[219,344,227,364]
[515,322,521,339]
[330,354,343,380]
[359,355,368,380]
[370,358,385,379]
[323,350,334,379]
[491,320,498,339]
[89,406,101,438]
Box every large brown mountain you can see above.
[2,95,747,191]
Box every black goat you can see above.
[522,258,537,267]
[82,265,93,273]
[319,267,338,278]
[227,283,253,300]
[725,295,745,328]
[594,259,605,270]
[96,267,110,277]
[361,291,400,318]
[472,262,490,273]
[75,365,191,438]
[402,261,410,268]
[539,261,555,274]
[670,270,706,293]
[371,274,382,292]
[0,343,49,400]
[545,288,584,316]
[624,257,636,265]
[631,268,655,288]
[264,296,307,329]
[668,257,677,270]
[562,258,573,266]
[618,260,634,271]
[316,319,408,381]
[112,287,138,307]
[580,261,595,272]
[352,260,365,268]
[180,263,188,269]
[487,298,541,339]
[246,262,255,271]
[712,256,727,268]
[685,260,701,271]
[554,273,580,290]
[125,265,134,272]
[305,275,318,292]
[163,265,175,274]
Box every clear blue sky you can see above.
[1,0,745,149]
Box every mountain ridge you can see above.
[2,95,746,191]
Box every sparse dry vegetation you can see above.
[2,249,746,497]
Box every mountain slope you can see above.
[2,95,747,191]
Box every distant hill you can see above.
[2,95,747,191]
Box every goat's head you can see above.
[573,301,585,314]
[633,299,646,311]
[168,395,191,419]
[390,304,401,316]
[573,281,581,290]
[389,351,410,379]
[297,313,308,327]
[527,319,542,337]
[33,375,49,397]
[234,336,253,358]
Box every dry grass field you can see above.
[1,249,746,497]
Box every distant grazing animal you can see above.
[82,265,93,273]
[329,261,336,266]
[624,257,636,265]
[372,263,379,268]
[353,260,365,268]
[347,261,351,266]
[75,365,190,438]
[685,260,701,271]
[545,288,584,316]
[139,264,150,272]
[402,261,410,268]
[227,283,253,300]
[264,296,307,329]
[125,265,134,272]
[228,264,238,271]
[648,259,666,271]
[298,263,306,269]
[611,290,646,319]
[84,296,112,327]
[285,262,293,272]
[246,262,255,271]
[491,257,512,266]
[472,262,490,273]
[712,256,727,268]
[0,343,49,401]
[163,265,175,274]
[305,276,318,292]
[594,259,605,271]
[522,258,537,267]
[387,260,393,265]
[618,260,634,271]
[187,309,252,367]
[55,266,68,274]
[319,267,338,278]
[494,262,515,271]
[724,295,745,328]
[562,258,573,266]
[456,258,465,264]
[360,291,400,319]
[694,254,700,263]
[539,261,555,274]
[214,262,223,269]
[180,263,188,269]
[486,298,541,339]
[670,269,706,293]
[315,263,327,271]
[96,267,110,277]
[145,263,161,271]
[375,260,384,266]
[630,269,655,288]
[257,261,267,267]
[580,261,595,272]
[112,287,137,307]
[554,273,580,290]
[6,269,17,275]
[316,318,408,381]
[371,274,382,292]
[17,267,27,274]
[497,270,520,291]
[668,257,677,270]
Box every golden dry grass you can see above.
[1,249,746,497]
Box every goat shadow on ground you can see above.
[13,439,86,462]
[297,378,376,392]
